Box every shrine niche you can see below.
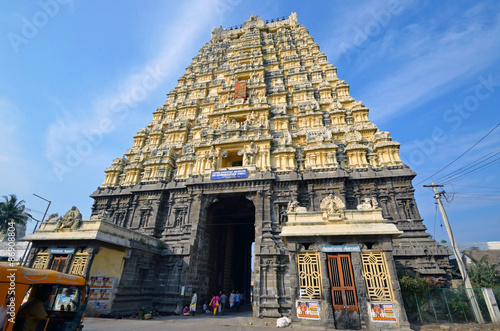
[235,80,247,99]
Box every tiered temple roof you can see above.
[102,13,403,188]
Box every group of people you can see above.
[183,290,242,316]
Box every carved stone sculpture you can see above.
[356,197,376,210]
[55,206,82,230]
[320,194,345,219]
[46,213,59,223]
[287,200,307,213]
[89,210,112,222]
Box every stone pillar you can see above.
[389,188,402,220]
[351,252,368,329]
[307,184,316,210]
[320,251,336,328]
[385,249,411,330]
[257,258,281,317]
[126,195,139,228]
[166,196,174,227]
[277,260,292,315]
[379,194,391,219]
[63,252,74,274]
[252,188,287,318]
[83,247,97,278]
[25,246,38,268]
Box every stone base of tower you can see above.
[86,166,452,324]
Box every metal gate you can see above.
[327,253,358,312]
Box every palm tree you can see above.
[0,194,32,233]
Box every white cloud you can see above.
[323,0,419,63]
[357,11,500,123]
[0,98,21,164]
[403,127,500,181]
[44,0,228,169]
[0,97,34,192]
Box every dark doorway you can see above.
[327,253,360,329]
[206,195,255,302]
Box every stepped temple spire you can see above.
[102,13,404,187]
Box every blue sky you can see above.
[1,0,499,243]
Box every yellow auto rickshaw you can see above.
[0,264,88,331]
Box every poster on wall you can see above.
[89,289,99,301]
[370,303,397,322]
[296,300,320,320]
[90,276,115,289]
[89,275,118,308]
[95,301,107,310]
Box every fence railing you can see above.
[402,288,500,325]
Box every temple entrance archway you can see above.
[205,195,255,302]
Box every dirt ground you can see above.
[417,322,500,331]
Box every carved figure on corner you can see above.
[46,213,59,223]
[89,210,112,222]
[55,206,82,230]
[356,197,378,210]
[287,200,307,213]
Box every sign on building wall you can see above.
[50,248,75,254]
[321,245,361,253]
[369,302,397,322]
[296,300,320,320]
[211,169,248,180]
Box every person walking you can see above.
[190,291,197,316]
[209,292,219,316]
[229,290,236,313]
[235,290,241,312]
[219,291,227,315]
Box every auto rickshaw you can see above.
[0,264,88,331]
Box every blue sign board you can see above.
[321,245,361,253]
[211,169,248,180]
[50,248,75,254]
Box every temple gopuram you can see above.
[25,13,451,329]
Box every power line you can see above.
[434,149,500,183]
[454,196,500,201]
[441,156,500,185]
[433,148,500,183]
[452,192,500,196]
[453,192,500,197]
[449,184,500,190]
[416,122,500,186]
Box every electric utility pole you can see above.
[424,182,484,323]
[21,194,51,266]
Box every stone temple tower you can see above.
[91,13,450,321]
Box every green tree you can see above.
[468,256,499,288]
[0,194,32,233]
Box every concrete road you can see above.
[82,309,329,331]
